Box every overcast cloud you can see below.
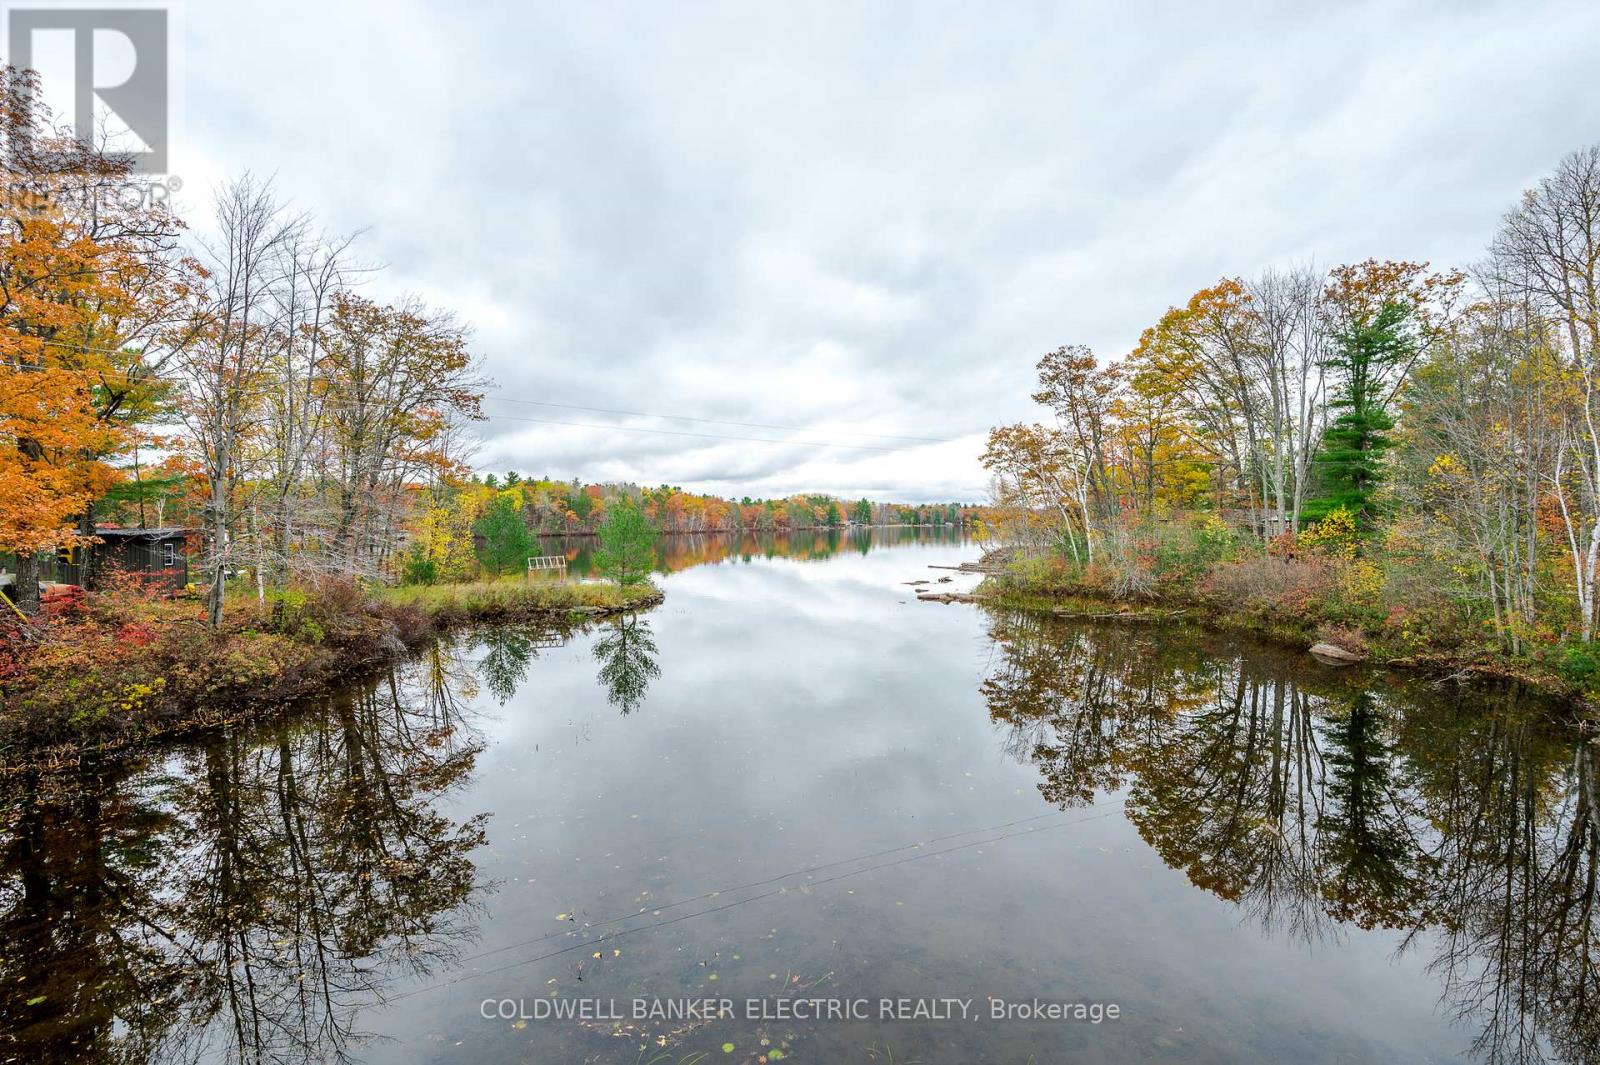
[159,0,1600,501]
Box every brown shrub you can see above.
[1315,622,1369,656]
[1202,556,1336,616]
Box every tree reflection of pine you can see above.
[593,613,661,716]
[470,614,661,716]
[476,623,551,705]
[980,606,1600,1065]
[0,646,490,1065]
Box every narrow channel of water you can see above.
[1,529,1595,1064]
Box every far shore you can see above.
[536,522,974,537]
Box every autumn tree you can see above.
[175,175,299,626]
[985,345,1124,565]
[320,292,482,575]
[1400,290,1564,651]
[1492,145,1600,638]
[1247,265,1330,532]
[983,422,1091,562]
[1033,345,1121,521]
[260,226,355,576]
[1133,282,1263,523]
[0,66,192,611]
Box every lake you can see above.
[2,528,1596,1064]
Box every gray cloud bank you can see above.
[171,0,1600,501]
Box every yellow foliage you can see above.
[1300,507,1360,561]
[411,480,493,581]
[1340,558,1385,607]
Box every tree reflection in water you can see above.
[980,606,1600,1065]
[592,613,661,715]
[476,623,557,705]
[539,525,965,579]
[471,613,660,716]
[0,644,490,1065]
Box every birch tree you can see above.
[1492,146,1600,638]
[176,176,299,628]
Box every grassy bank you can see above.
[972,545,1598,710]
[0,576,662,770]
[378,577,660,623]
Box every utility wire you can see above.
[481,397,953,444]
[11,341,975,452]
[454,805,1083,968]
[463,412,925,454]
[384,802,1125,1002]
[259,396,955,454]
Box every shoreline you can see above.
[921,553,1599,722]
[534,523,973,538]
[0,580,664,776]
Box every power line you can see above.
[463,412,929,454]
[264,397,958,454]
[451,805,1081,968]
[385,803,1124,1002]
[8,347,974,454]
[481,396,954,444]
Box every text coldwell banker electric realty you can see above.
[479,997,1122,1023]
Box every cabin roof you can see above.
[92,526,194,540]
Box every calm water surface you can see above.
[2,529,1597,1064]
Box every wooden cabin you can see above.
[54,527,194,592]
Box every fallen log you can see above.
[914,591,983,604]
[1310,642,1365,664]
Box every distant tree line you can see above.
[460,475,978,535]
[401,475,986,584]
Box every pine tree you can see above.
[1304,301,1416,530]
[473,490,532,575]
[594,497,658,585]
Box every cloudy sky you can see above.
[143,1,1600,499]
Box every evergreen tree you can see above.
[594,497,658,585]
[852,498,873,525]
[1304,301,1416,529]
[473,490,532,575]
